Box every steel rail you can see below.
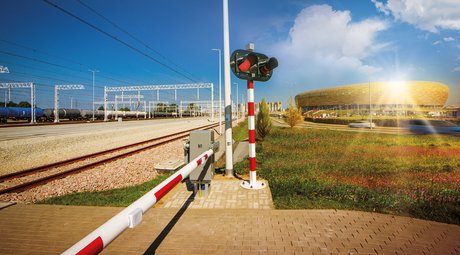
[0,123,219,194]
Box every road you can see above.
[0,117,214,142]
[271,117,411,135]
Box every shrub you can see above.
[285,97,302,128]
[256,98,272,140]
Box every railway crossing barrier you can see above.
[62,136,219,255]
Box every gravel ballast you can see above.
[0,118,225,203]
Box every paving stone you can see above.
[1,195,459,254]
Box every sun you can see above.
[388,80,408,103]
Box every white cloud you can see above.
[444,37,455,42]
[433,40,441,45]
[273,5,388,86]
[453,66,460,72]
[371,0,390,15]
[371,0,460,32]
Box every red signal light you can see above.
[230,49,278,82]
[238,52,257,72]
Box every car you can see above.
[348,121,376,128]
[408,119,460,135]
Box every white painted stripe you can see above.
[249,143,256,157]
[248,88,254,102]
[250,171,257,184]
[248,116,255,130]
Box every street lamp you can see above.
[89,69,99,121]
[211,48,222,134]
[369,78,372,129]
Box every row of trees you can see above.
[0,101,32,108]
[256,97,303,140]
[97,103,200,113]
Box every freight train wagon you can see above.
[0,107,44,123]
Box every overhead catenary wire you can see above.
[1,66,204,105]
[75,0,200,82]
[43,0,198,83]
[1,49,208,105]
[1,39,92,70]
[0,40,168,86]
[0,49,151,88]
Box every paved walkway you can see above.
[157,179,274,209]
[1,203,459,255]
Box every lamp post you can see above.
[89,69,99,121]
[369,79,372,129]
[211,48,222,134]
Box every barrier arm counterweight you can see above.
[62,149,214,255]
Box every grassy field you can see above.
[39,121,459,224]
[39,174,169,206]
[251,127,460,224]
[232,119,249,142]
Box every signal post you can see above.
[230,43,278,190]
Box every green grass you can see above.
[38,174,170,207]
[232,118,248,142]
[245,127,460,224]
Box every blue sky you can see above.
[0,0,459,109]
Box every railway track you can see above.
[0,123,219,194]
[0,116,188,128]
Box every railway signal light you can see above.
[230,49,278,82]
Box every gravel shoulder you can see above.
[0,118,229,203]
[0,118,212,175]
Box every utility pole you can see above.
[89,69,99,121]
[223,0,233,177]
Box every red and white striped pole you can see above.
[62,150,213,255]
[240,79,265,190]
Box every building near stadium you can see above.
[295,81,449,117]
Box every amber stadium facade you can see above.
[295,81,449,116]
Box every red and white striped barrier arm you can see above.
[247,80,257,184]
[62,149,213,255]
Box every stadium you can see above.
[295,81,449,117]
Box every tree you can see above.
[98,106,104,110]
[7,101,18,107]
[18,101,31,108]
[156,103,166,112]
[285,97,303,128]
[169,103,178,113]
[119,107,130,111]
[256,98,272,140]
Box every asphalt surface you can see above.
[271,117,411,135]
[0,117,212,142]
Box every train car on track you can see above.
[0,107,44,123]
[43,108,83,121]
